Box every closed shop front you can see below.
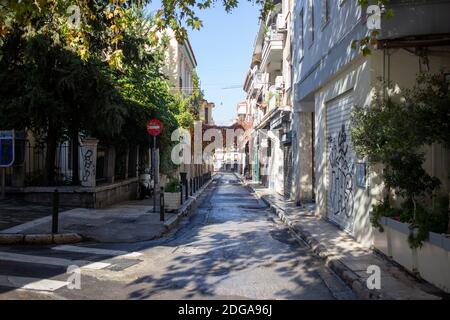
[325,92,356,234]
[283,144,293,199]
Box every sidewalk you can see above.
[234,173,444,300]
[0,178,214,244]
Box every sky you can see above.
[145,1,260,125]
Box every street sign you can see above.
[0,130,14,168]
[146,119,163,212]
[147,119,163,136]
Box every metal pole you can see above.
[153,135,156,213]
[52,189,59,234]
[190,178,193,196]
[160,186,165,221]
[180,182,183,204]
[1,168,5,199]
[185,179,188,200]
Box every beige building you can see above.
[160,29,197,96]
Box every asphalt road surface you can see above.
[0,173,355,300]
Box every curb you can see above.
[0,176,216,246]
[163,177,215,231]
[0,233,83,245]
[233,172,382,300]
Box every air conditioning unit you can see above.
[276,14,287,32]
[275,76,284,90]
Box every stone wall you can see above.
[8,178,138,209]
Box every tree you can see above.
[0,31,125,185]
[351,73,450,247]
[0,4,186,183]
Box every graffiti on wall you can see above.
[328,124,355,218]
[82,149,94,183]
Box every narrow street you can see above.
[0,173,354,300]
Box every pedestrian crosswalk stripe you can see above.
[0,275,68,292]
[0,252,111,270]
[51,245,142,258]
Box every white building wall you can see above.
[292,0,450,248]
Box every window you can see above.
[308,0,314,44]
[204,107,208,123]
[321,0,330,27]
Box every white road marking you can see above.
[0,275,68,292]
[51,245,142,258]
[0,252,111,270]
[0,216,51,234]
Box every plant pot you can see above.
[373,217,390,256]
[164,192,181,212]
[385,217,416,272]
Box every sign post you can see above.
[0,130,15,199]
[147,119,163,213]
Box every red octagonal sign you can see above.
[147,119,163,136]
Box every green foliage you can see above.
[409,196,450,248]
[152,0,274,42]
[165,178,181,193]
[370,197,402,231]
[352,73,450,248]
[371,196,449,249]
[0,4,205,184]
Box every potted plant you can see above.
[164,178,181,212]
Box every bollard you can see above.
[1,168,5,200]
[52,189,59,234]
[185,179,188,200]
[160,186,165,221]
[180,182,184,204]
[190,178,193,196]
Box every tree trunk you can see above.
[447,194,450,234]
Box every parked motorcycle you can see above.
[138,168,154,200]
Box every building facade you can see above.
[243,0,294,198]
[291,0,450,247]
[161,29,197,96]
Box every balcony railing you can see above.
[261,27,283,69]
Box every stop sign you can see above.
[147,119,163,136]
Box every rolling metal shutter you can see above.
[283,145,293,199]
[326,92,356,234]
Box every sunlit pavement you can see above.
[0,173,355,300]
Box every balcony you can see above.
[261,27,283,72]
[378,0,450,42]
[249,71,266,96]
